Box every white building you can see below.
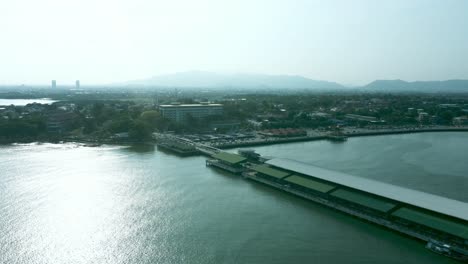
[418,112,430,122]
[159,103,223,123]
[453,116,468,126]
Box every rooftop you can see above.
[330,188,397,213]
[212,152,247,165]
[393,207,468,240]
[284,175,336,193]
[252,164,290,179]
[266,158,468,221]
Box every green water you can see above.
[1,132,466,263]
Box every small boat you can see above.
[326,134,348,142]
[426,240,468,262]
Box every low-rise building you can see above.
[418,112,430,123]
[247,119,263,129]
[438,104,459,109]
[258,128,307,137]
[453,116,468,126]
[206,152,247,174]
[46,111,75,133]
[345,114,378,122]
[159,103,223,123]
[209,120,241,131]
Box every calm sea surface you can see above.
[1,132,467,264]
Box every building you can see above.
[258,128,307,137]
[206,152,247,174]
[247,119,263,129]
[345,114,378,122]
[159,103,223,123]
[209,120,241,131]
[453,116,468,126]
[418,112,430,123]
[439,104,459,109]
[76,80,80,88]
[51,80,56,88]
[243,158,468,259]
[46,111,75,133]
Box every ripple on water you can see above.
[1,135,465,264]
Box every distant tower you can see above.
[76,80,80,88]
[51,80,56,88]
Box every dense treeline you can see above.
[1,92,467,143]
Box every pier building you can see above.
[206,152,247,174]
[241,157,468,260]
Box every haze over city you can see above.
[1,0,468,85]
[2,1,468,263]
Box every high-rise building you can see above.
[76,80,80,88]
[51,80,56,88]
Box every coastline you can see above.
[2,126,467,148]
[216,126,468,149]
[0,136,155,146]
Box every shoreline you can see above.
[344,127,468,137]
[0,137,155,147]
[2,127,467,148]
[217,127,468,149]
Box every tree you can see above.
[129,120,152,141]
[139,110,169,131]
[139,111,160,126]
[439,110,454,124]
[107,115,133,133]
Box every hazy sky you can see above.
[1,0,467,85]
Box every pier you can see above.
[203,149,468,261]
[155,129,468,261]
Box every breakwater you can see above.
[156,127,468,155]
[344,127,468,137]
[217,127,468,149]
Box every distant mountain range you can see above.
[363,79,468,92]
[118,71,468,92]
[120,71,345,90]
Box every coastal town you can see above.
[1,88,468,147]
[3,1,468,263]
[2,89,468,261]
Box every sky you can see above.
[1,0,467,86]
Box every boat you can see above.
[326,134,348,142]
[426,240,468,262]
[326,127,348,142]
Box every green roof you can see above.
[284,175,336,193]
[392,207,468,240]
[252,164,290,179]
[331,189,397,212]
[212,152,247,165]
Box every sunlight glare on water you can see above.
[1,134,465,264]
